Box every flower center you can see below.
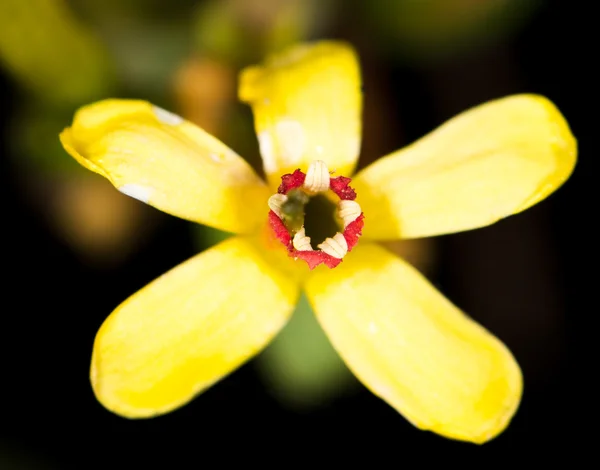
[267,160,364,269]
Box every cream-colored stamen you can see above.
[318,232,348,259]
[303,160,330,194]
[268,194,288,219]
[293,227,313,251]
[337,200,362,228]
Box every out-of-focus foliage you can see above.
[369,0,541,63]
[68,0,192,100]
[0,0,115,106]
[192,0,336,64]
[10,105,82,175]
[258,294,359,409]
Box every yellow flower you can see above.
[59,41,576,443]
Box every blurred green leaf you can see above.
[370,0,541,63]
[99,22,190,100]
[193,223,234,252]
[192,0,338,64]
[257,293,358,409]
[10,104,82,175]
[0,0,116,106]
[193,0,248,63]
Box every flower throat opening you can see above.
[267,160,365,269]
[282,190,339,244]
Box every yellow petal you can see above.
[239,41,362,188]
[305,242,522,443]
[91,236,300,418]
[60,99,270,233]
[354,94,576,239]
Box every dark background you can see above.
[1,0,588,465]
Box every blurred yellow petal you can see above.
[60,99,270,233]
[354,94,576,240]
[305,243,522,443]
[92,236,300,418]
[239,41,362,188]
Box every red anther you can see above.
[292,249,342,270]
[278,169,306,194]
[343,213,364,251]
[268,210,291,246]
[330,176,357,200]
